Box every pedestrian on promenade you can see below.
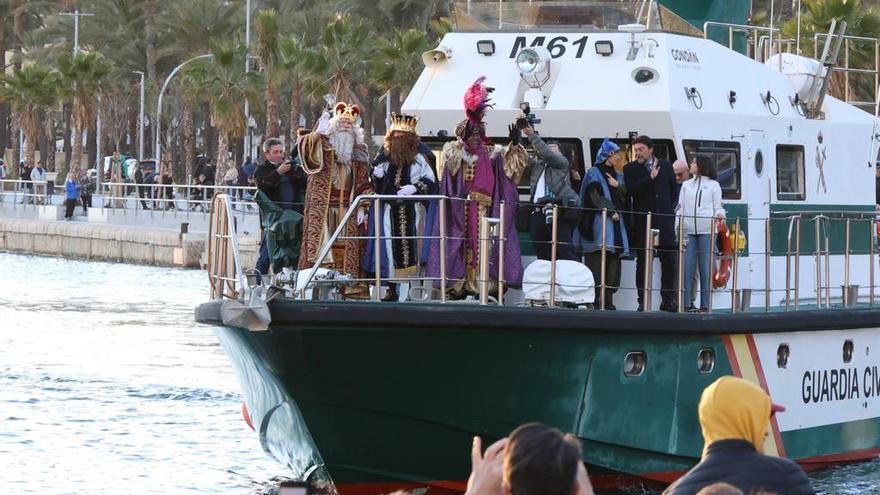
[0,158,6,199]
[662,376,814,495]
[19,160,32,203]
[78,169,93,214]
[64,171,81,220]
[159,162,175,210]
[30,162,48,205]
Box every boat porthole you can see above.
[623,352,647,377]
[697,348,715,374]
[843,340,854,363]
[755,150,764,176]
[777,344,790,369]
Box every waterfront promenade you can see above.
[0,183,260,268]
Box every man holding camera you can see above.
[511,121,580,261]
[253,137,307,275]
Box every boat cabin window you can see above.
[588,138,677,169]
[682,140,741,200]
[776,145,806,201]
[421,136,585,197]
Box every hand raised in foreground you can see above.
[465,436,508,495]
[372,166,385,178]
[575,460,596,495]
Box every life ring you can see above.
[713,219,732,288]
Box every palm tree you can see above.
[369,28,429,113]
[254,8,283,138]
[782,0,880,107]
[57,51,113,175]
[280,7,332,151]
[186,41,260,179]
[0,65,60,167]
[298,14,374,108]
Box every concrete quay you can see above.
[0,196,260,269]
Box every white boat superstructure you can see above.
[402,1,880,312]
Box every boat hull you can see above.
[198,301,880,493]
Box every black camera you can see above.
[516,102,541,130]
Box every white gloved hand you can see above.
[316,111,332,135]
[372,166,385,178]
[397,184,417,196]
[356,208,366,225]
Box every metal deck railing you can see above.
[202,189,880,314]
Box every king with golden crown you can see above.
[361,113,437,301]
[297,102,374,298]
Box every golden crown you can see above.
[334,102,360,122]
[388,113,419,134]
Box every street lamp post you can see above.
[133,71,145,161]
[59,9,94,56]
[154,54,213,166]
[244,0,252,159]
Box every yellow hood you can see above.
[698,376,772,456]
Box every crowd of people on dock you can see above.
[253,76,725,309]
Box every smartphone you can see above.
[278,481,309,495]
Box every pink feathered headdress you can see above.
[455,76,494,142]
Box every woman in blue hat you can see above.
[579,138,630,309]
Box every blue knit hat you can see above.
[594,138,620,164]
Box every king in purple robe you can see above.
[427,76,526,298]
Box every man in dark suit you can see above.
[623,135,678,311]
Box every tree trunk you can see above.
[0,7,8,159]
[22,107,36,167]
[86,114,97,171]
[182,101,195,182]
[215,129,231,182]
[390,86,402,115]
[11,0,22,70]
[71,103,84,175]
[143,0,161,155]
[204,102,215,163]
[37,108,49,168]
[11,115,21,170]
[45,108,57,171]
[266,79,280,138]
[63,103,73,170]
[287,82,302,155]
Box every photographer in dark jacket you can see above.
[511,121,581,261]
[253,137,308,274]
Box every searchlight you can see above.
[515,46,551,89]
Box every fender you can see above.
[713,219,732,288]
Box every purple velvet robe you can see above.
[426,146,523,291]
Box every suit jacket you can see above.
[623,157,677,247]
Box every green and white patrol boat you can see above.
[197,1,880,493]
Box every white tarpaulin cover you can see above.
[522,259,595,305]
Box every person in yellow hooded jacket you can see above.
[663,376,814,495]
